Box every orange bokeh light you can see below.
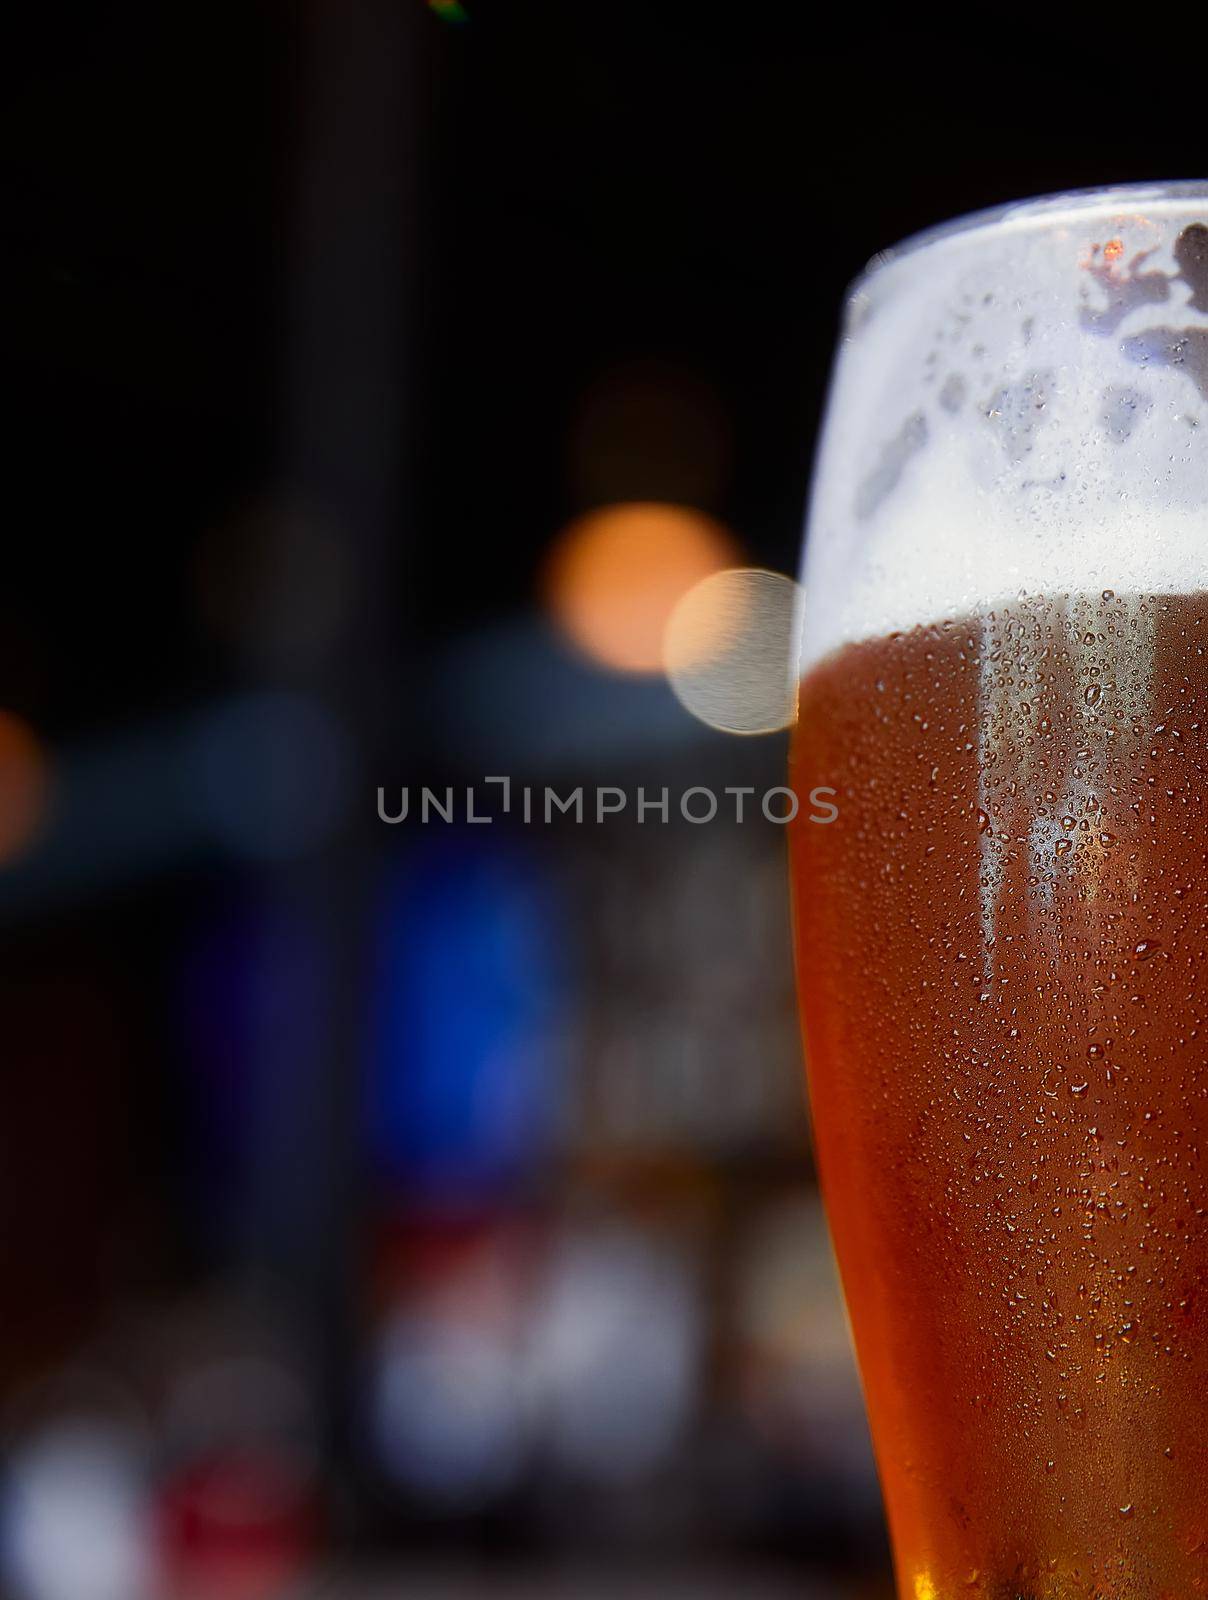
[543,502,739,673]
[0,711,48,865]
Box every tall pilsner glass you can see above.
[790,184,1208,1600]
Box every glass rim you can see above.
[852,178,1208,297]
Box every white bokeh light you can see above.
[663,567,801,734]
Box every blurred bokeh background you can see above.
[0,5,1202,1596]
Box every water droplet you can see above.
[1084,684,1102,706]
[1135,940,1161,960]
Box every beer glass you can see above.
[790,184,1208,1600]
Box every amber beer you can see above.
[791,589,1208,1597]
[790,187,1208,1599]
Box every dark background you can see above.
[0,6,1203,1597]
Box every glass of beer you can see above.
[790,183,1208,1600]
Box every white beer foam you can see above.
[799,186,1208,671]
